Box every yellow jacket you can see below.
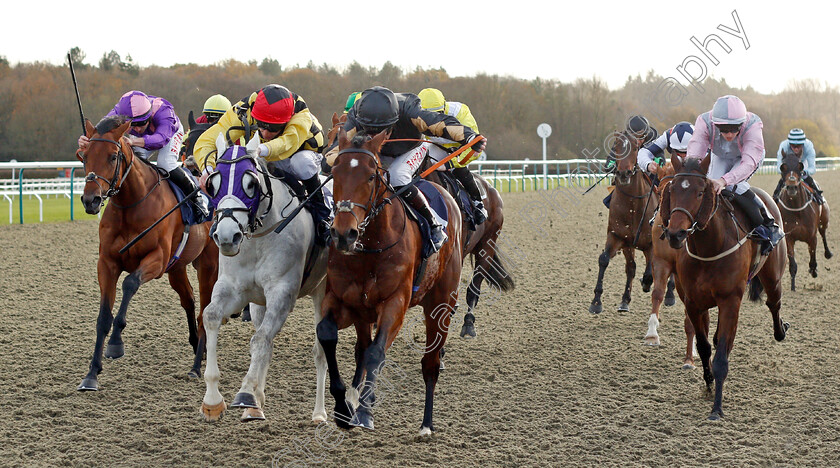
[194,91,324,171]
[425,101,481,168]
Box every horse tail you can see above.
[484,250,515,292]
[748,277,764,302]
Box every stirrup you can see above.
[473,200,488,225]
[430,224,448,251]
[194,192,210,219]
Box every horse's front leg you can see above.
[310,282,329,423]
[104,270,144,360]
[200,281,245,422]
[347,321,373,412]
[686,306,713,392]
[165,266,200,377]
[709,296,742,421]
[808,236,818,278]
[78,260,120,391]
[640,249,653,293]
[589,237,620,314]
[619,247,636,312]
[820,204,833,258]
[645,256,671,346]
[231,283,297,422]
[317,294,354,429]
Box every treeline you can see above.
[1,49,839,162]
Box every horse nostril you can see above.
[329,227,337,238]
[346,229,359,244]
[232,232,242,245]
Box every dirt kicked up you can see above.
[0,172,839,466]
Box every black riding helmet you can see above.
[356,86,399,133]
[627,115,658,144]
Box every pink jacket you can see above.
[686,111,764,187]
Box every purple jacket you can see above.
[107,95,181,150]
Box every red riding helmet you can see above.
[251,84,295,125]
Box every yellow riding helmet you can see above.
[203,94,232,115]
[418,88,445,113]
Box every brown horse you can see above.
[661,154,789,420]
[318,129,463,435]
[589,131,657,314]
[326,112,514,338]
[647,161,696,368]
[776,150,832,290]
[76,116,219,391]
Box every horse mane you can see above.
[350,133,369,148]
[681,157,704,174]
[95,115,129,136]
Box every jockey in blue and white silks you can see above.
[773,128,824,204]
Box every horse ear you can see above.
[699,153,711,174]
[369,129,390,152]
[798,161,804,173]
[780,163,788,173]
[84,119,96,137]
[695,182,718,230]
[671,152,683,173]
[331,112,339,127]
[215,132,227,157]
[117,119,132,137]
[660,183,671,227]
[245,131,260,155]
[338,127,349,148]
[189,110,196,129]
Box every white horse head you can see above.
[207,132,262,256]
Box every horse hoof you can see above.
[104,343,124,359]
[826,251,833,259]
[664,296,676,307]
[708,409,723,421]
[682,363,696,370]
[241,307,252,322]
[784,321,791,332]
[643,336,660,346]
[77,377,99,391]
[241,407,265,422]
[617,302,630,312]
[200,400,227,422]
[350,411,374,430]
[418,426,433,437]
[230,392,259,409]
[334,402,355,429]
[460,323,476,338]
[641,283,652,293]
[187,368,201,379]
[312,412,328,424]
[589,302,603,314]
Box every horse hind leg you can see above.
[645,258,671,346]
[665,274,676,306]
[167,267,202,377]
[618,247,636,312]
[311,284,329,423]
[640,255,653,293]
[788,252,798,291]
[590,240,619,314]
[105,270,144,360]
[808,237,818,278]
[820,204,832,258]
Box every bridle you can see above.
[334,146,405,252]
[82,136,134,201]
[662,172,719,235]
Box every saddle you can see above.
[399,179,450,260]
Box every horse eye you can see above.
[207,172,222,198]
[242,173,258,199]
[110,153,118,162]
[368,174,375,182]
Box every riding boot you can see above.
[168,166,210,219]
[452,167,487,225]
[302,175,332,247]
[733,189,783,255]
[803,174,825,205]
[772,178,784,201]
[400,184,447,251]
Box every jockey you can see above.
[603,115,659,208]
[195,94,231,125]
[343,91,362,114]
[326,86,487,251]
[418,87,488,224]
[637,121,695,183]
[193,84,331,246]
[687,94,783,255]
[77,90,209,219]
[773,128,824,204]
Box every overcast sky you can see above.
[4,0,837,94]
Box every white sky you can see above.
[4,0,838,94]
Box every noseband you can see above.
[83,137,133,200]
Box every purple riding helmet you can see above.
[206,145,261,230]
